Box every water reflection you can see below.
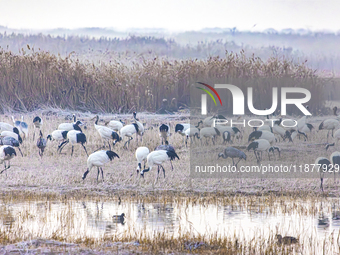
[0,197,339,243]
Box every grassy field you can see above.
[0,111,339,197]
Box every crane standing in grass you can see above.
[36,131,48,158]
[0,145,16,175]
[247,139,281,163]
[12,116,28,139]
[33,116,43,140]
[218,147,247,167]
[58,120,83,132]
[47,130,69,153]
[82,150,120,181]
[316,157,332,192]
[159,124,170,145]
[1,130,23,144]
[0,136,23,157]
[59,130,88,156]
[155,141,178,170]
[133,146,150,177]
[141,150,179,184]
[106,119,125,132]
[93,115,121,150]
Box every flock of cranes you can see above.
[0,112,180,183]
[2,109,340,189]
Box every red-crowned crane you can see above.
[159,124,170,145]
[155,141,178,171]
[0,145,16,175]
[0,136,23,156]
[59,130,88,156]
[1,130,23,144]
[58,120,83,132]
[12,116,28,139]
[133,146,150,177]
[33,116,43,140]
[106,119,124,132]
[247,139,281,163]
[199,127,221,145]
[248,130,275,144]
[93,115,121,150]
[47,130,69,153]
[140,150,179,184]
[319,119,340,141]
[82,150,119,181]
[185,127,200,147]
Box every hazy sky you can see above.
[1,0,339,32]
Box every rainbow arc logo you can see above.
[196,82,222,106]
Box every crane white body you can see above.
[140,150,179,184]
[247,139,280,163]
[107,120,124,132]
[134,146,150,177]
[199,127,221,145]
[319,119,340,140]
[59,130,88,156]
[0,122,15,132]
[58,121,82,132]
[94,116,120,149]
[0,145,16,174]
[82,150,119,181]
[248,130,275,144]
[1,131,22,144]
[185,127,200,146]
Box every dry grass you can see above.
[0,111,338,198]
[0,47,328,114]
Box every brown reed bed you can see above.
[0,46,328,114]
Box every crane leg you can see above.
[58,141,69,154]
[101,167,104,181]
[232,158,235,166]
[170,160,174,171]
[17,148,23,157]
[0,162,10,174]
[235,158,242,167]
[71,146,74,156]
[97,167,100,182]
[157,166,160,181]
[161,165,166,178]
[82,144,88,156]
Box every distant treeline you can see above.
[0,46,327,114]
[1,32,340,73]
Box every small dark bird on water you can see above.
[112,213,125,225]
